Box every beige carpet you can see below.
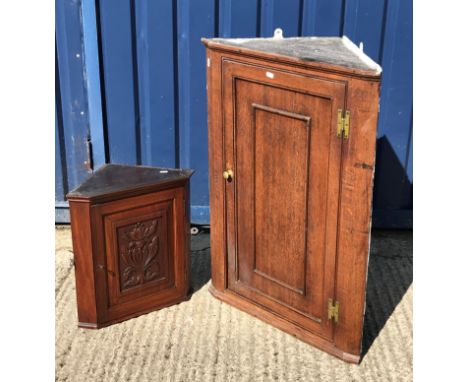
[56,226,412,382]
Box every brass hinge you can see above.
[328,298,340,324]
[337,109,350,139]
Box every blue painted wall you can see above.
[55,0,413,228]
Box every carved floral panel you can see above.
[117,218,162,291]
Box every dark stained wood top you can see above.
[67,164,194,200]
[202,36,382,77]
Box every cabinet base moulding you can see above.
[209,285,361,364]
[77,293,191,329]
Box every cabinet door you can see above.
[92,188,188,322]
[223,61,346,340]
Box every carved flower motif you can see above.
[118,219,161,290]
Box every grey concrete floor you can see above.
[56,226,412,381]
[188,228,413,356]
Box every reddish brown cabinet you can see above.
[67,164,193,328]
[203,35,381,363]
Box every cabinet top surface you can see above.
[67,164,193,200]
[203,35,381,76]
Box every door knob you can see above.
[223,169,234,181]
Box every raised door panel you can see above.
[104,199,174,307]
[92,188,187,322]
[251,103,311,295]
[222,60,346,340]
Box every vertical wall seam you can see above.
[298,0,305,36]
[256,0,262,37]
[214,0,220,37]
[339,0,346,36]
[403,108,413,175]
[78,0,91,146]
[261,0,273,37]
[78,0,95,172]
[136,0,148,165]
[177,0,191,169]
[82,0,106,169]
[130,0,142,165]
[55,41,69,197]
[219,0,231,37]
[378,0,389,65]
[172,0,181,168]
[377,0,399,135]
[94,0,110,163]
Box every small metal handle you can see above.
[223,169,233,181]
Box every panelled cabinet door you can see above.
[91,188,188,323]
[204,36,381,363]
[67,164,193,329]
[222,61,346,341]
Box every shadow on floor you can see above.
[189,229,413,361]
[190,232,212,293]
[361,229,413,360]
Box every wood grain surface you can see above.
[204,38,381,362]
[67,165,192,328]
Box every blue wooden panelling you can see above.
[261,0,303,37]
[372,0,412,227]
[97,0,140,164]
[55,105,65,202]
[302,0,344,36]
[55,0,92,216]
[407,123,413,183]
[82,0,106,169]
[56,0,413,228]
[55,99,70,222]
[177,0,216,222]
[219,0,259,38]
[343,0,388,62]
[135,0,178,168]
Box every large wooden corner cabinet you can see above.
[203,35,381,363]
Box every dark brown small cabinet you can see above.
[203,34,381,363]
[67,164,193,328]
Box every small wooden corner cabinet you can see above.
[67,164,193,328]
[203,35,381,363]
